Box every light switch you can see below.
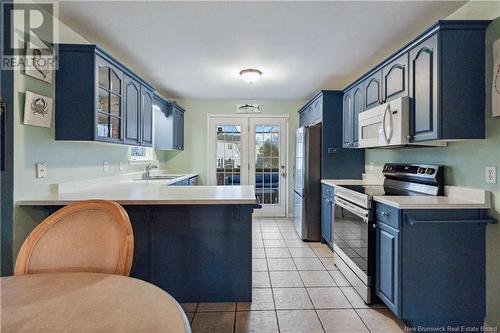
[36,162,47,178]
[119,161,127,171]
[103,161,109,172]
[485,166,497,184]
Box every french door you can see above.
[208,115,288,217]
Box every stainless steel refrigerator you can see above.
[293,124,321,241]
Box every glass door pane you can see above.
[255,125,280,205]
[249,117,287,217]
[216,125,242,186]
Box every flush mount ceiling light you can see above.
[239,69,262,83]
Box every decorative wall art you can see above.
[24,91,53,128]
[493,38,500,117]
[237,103,262,113]
[24,48,54,83]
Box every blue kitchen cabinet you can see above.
[321,185,334,244]
[351,83,364,147]
[342,91,352,148]
[374,202,494,328]
[408,34,438,142]
[169,176,198,186]
[342,20,489,145]
[382,53,408,103]
[154,95,185,151]
[298,91,365,179]
[141,86,154,146]
[55,44,155,146]
[364,70,383,110]
[375,220,400,316]
[124,75,141,145]
[342,83,363,148]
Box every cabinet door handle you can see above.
[372,223,377,229]
[381,211,389,217]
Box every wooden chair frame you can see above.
[14,200,134,276]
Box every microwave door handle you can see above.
[382,104,392,144]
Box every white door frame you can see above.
[207,114,290,217]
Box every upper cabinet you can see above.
[298,95,322,127]
[55,44,154,146]
[343,83,364,148]
[364,70,383,110]
[382,53,408,103]
[297,90,365,179]
[154,95,185,151]
[342,20,490,146]
[408,35,438,142]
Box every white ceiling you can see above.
[59,1,466,100]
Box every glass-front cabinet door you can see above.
[96,56,123,142]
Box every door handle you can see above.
[1,98,7,172]
[382,104,393,144]
[281,165,286,177]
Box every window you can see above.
[128,146,154,162]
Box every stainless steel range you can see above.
[332,163,444,304]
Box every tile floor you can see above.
[182,217,405,333]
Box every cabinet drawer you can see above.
[322,184,334,199]
[375,203,400,229]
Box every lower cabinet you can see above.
[374,203,493,328]
[170,176,198,186]
[321,185,334,244]
[375,221,400,316]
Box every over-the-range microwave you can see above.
[358,97,445,148]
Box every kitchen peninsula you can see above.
[18,180,259,303]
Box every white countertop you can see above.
[17,182,258,206]
[321,179,490,209]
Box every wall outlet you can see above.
[103,161,109,172]
[485,166,497,184]
[36,162,47,178]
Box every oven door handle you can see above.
[333,197,369,222]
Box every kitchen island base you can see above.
[127,204,256,303]
[26,203,257,303]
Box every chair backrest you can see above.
[14,200,134,276]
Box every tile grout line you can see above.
[264,218,282,333]
[297,247,327,333]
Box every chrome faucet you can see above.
[143,163,158,180]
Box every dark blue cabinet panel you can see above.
[364,70,382,109]
[409,34,438,142]
[376,221,400,315]
[383,53,408,103]
[342,91,352,148]
[155,95,185,151]
[124,75,141,145]
[351,84,364,147]
[141,86,154,147]
[321,186,333,244]
[173,105,185,150]
[55,44,154,146]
